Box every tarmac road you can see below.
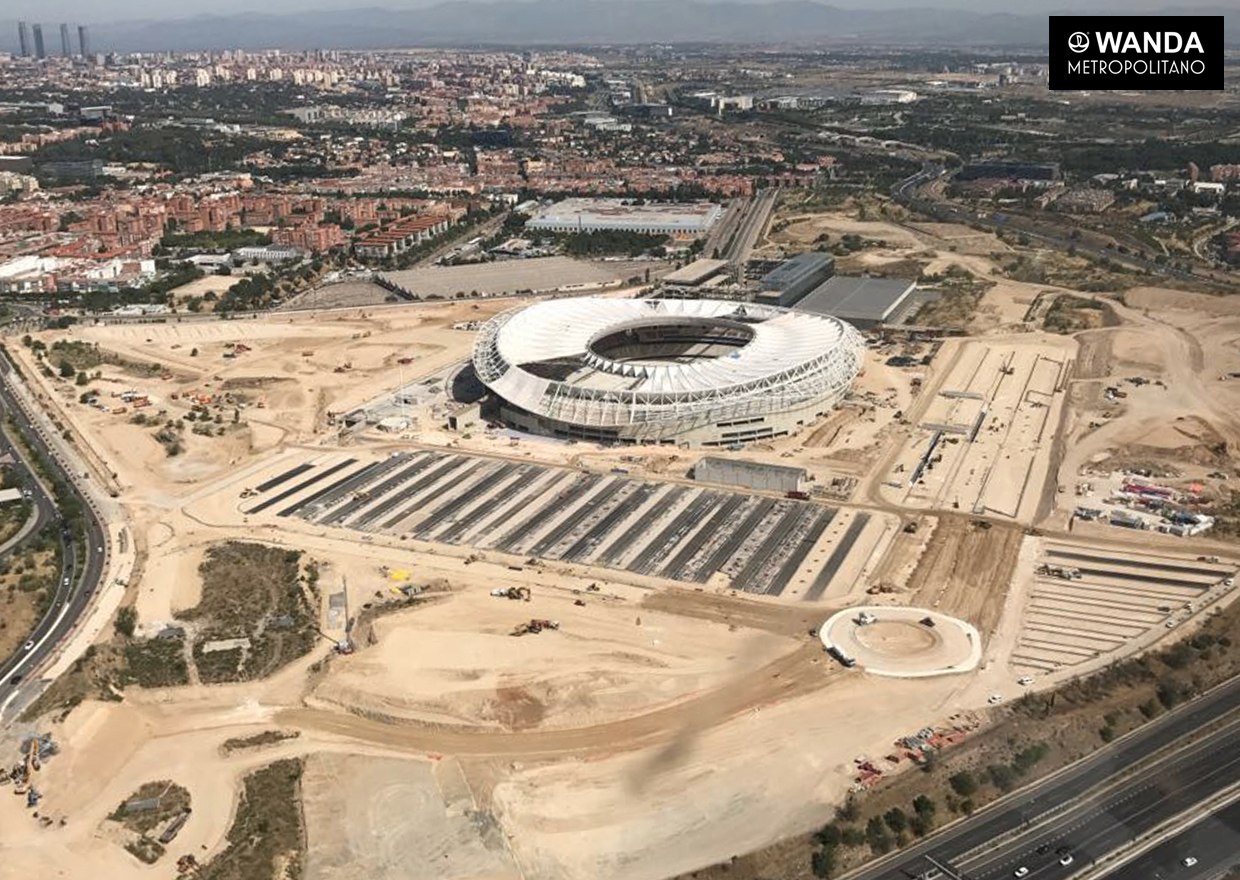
[891,168,1237,293]
[842,674,1240,880]
[0,355,108,709]
[960,714,1240,880]
[1099,797,1240,880]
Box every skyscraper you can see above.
[32,24,45,60]
[17,22,29,58]
[59,23,71,57]
[78,25,90,58]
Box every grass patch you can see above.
[196,758,304,880]
[176,542,318,683]
[110,779,191,864]
[1043,293,1107,334]
[21,630,189,721]
[221,729,301,755]
[120,636,190,689]
[111,779,191,835]
[912,265,994,330]
[45,339,165,377]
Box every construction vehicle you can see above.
[1037,563,1082,580]
[855,612,878,626]
[12,739,38,795]
[177,854,202,875]
[827,645,856,668]
[490,586,531,601]
[510,619,559,637]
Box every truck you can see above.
[827,646,856,668]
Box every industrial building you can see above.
[662,258,729,287]
[524,199,723,239]
[473,296,863,447]
[794,276,918,329]
[958,160,1059,182]
[693,457,806,493]
[754,252,835,307]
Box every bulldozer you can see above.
[490,586,531,601]
[510,619,560,637]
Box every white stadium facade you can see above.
[472,297,864,446]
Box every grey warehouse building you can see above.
[524,198,723,238]
[754,252,835,307]
[794,276,917,329]
[693,456,806,492]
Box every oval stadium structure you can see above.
[472,297,864,446]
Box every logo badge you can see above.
[1048,16,1223,90]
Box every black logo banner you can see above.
[1048,15,1224,90]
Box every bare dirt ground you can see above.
[10,222,1240,880]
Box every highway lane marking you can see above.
[968,746,1240,878]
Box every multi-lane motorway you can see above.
[0,354,108,710]
[1101,797,1240,880]
[891,167,1237,294]
[845,675,1240,880]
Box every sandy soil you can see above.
[10,242,1240,880]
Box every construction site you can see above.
[3,209,1240,880]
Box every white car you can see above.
[1060,854,1074,866]
[988,694,1004,705]
[1018,676,1034,686]
[1013,868,1029,878]
[1183,857,1198,867]
[23,640,34,651]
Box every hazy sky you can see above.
[1,0,1214,26]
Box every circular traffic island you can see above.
[820,606,981,678]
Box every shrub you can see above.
[949,770,978,796]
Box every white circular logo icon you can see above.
[1068,32,1090,53]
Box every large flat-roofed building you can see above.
[794,276,917,329]
[693,456,806,492]
[754,252,835,307]
[524,198,723,239]
[662,258,729,286]
[958,160,1059,182]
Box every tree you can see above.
[810,845,837,878]
[865,817,893,855]
[913,795,936,818]
[190,348,199,357]
[949,770,978,796]
[115,606,137,638]
[75,372,88,386]
[814,824,842,847]
[58,361,76,378]
[883,807,908,834]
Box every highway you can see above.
[0,352,108,711]
[890,168,1238,294]
[725,188,777,266]
[843,674,1240,880]
[1100,798,1240,880]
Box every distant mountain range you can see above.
[8,1,1239,52]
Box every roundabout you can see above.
[819,605,981,678]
